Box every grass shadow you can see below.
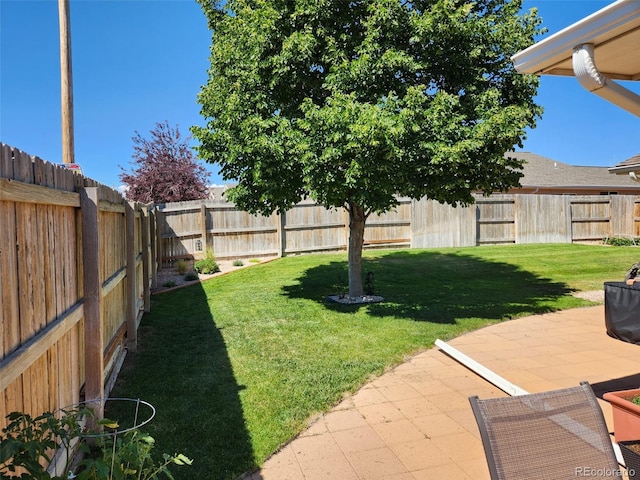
[108,282,255,480]
[282,249,577,323]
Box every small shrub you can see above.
[162,281,177,288]
[0,408,91,479]
[195,248,220,275]
[175,259,189,275]
[232,259,244,267]
[77,427,192,480]
[364,271,375,296]
[0,407,192,480]
[194,259,220,275]
[184,271,199,282]
[604,236,640,246]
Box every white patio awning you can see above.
[511,0,640,116]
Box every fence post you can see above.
[81,186,104,418]
[141,205,151,312]
[279,210,286,257]
[149,207,158,289]
[200,203,208,254]
[156,208,163,268]
[125,201,137,352]
[344,208,350,250]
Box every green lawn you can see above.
[109,243,636,479]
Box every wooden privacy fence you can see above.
[0,144,156,431]
[4,140,640,433]
[156,198,413,264]
[156,194,640,263]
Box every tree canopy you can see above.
[193,0,544,296]
[120,121,210,204]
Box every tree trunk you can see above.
[347,203,366,298]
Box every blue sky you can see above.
[1,0,638,190]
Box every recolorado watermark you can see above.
[575,466,630,477]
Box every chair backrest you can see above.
[469,382,621,479]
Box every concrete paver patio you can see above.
[246,305,640,479]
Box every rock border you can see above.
[326,294,385,305]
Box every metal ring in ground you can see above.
[60,397,156,437]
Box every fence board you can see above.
[476,196,515,244]
[13,152,42,420]
[1,143,153,434]
[31,355,47,415]
[4,139,640,443]
[4,377,23,419]
[0,304,83,392]
[141,206,151,311]
[610,195,636,238]
[81,186,104,412]
[516,195,571,244]
[0,146,16,380]
[364,199,412,248]
[412,197,477,248]
[571,197,611,241]
[0,178,80,207]
[43,195,57,329]
[47,346,59,420]
[0,379,5,437]
[126,202,137,351]
[284,202,346,254]
[156,193,640,260]
[209,206,280,260]
[0,143,14,178]
[0,198,19,359]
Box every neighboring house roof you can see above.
[208,184,232,202]
[506,151,640,193]
[609,153,640,175]
[511,0,640,116]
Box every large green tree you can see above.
[193,0,543,297]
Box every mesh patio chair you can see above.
[469,382,621,479]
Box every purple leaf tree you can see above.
[120,121,211,203]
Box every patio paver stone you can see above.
[251,305,635,479]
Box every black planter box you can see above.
[604,281,640,345]
[619,440,640,479]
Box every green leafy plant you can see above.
[76,425,192,480]
[364,271,375,296]
[0,408,191,480]
[110,244,639,478]
[603,236,640,246]
[194,249,220,275]
[175,260,189,275]
[0,408,91,479]
[232,259,244,267]
[248,259,261,264]
[184,271,199,282]
[162,281,177,289]
[193,0,543,299]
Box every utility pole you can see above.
[58,0,75,165]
